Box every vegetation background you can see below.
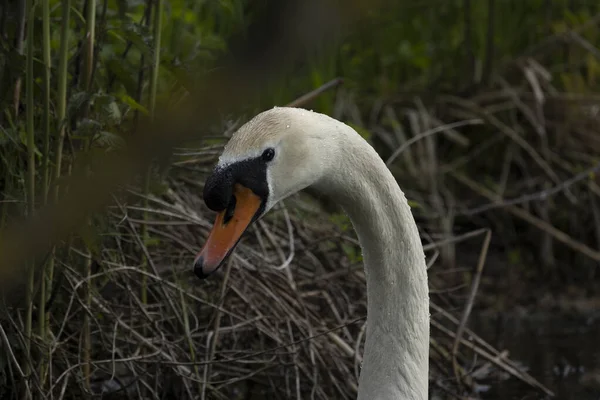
[1,0,600,398]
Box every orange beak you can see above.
[194,184,263,278]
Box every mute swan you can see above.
[193,107,429,399]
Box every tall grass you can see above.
[12,0,26,117]
[48,0,70,295]
[41,0,51,203]
[23,0,36,395]
[38,0,52,388]
[149,0,162,114]
[53,0,70,202]
[134,2,163,396]
[141,0,163,306]
[84,0,96,91]
[39,2,70,393]
[82,0,97,390]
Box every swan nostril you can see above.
[223,195,237,225]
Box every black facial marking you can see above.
[223,195,237,224]
[203,167,234,212]
[203,154,270,216]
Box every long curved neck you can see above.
[314,124,429,399]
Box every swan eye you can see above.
[261,148,275,162]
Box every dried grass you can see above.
[20,165,547,399]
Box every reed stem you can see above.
[82,0,96,391]
[48,0,71,294]
[24,0,36,393]
[38,0,53,388]
[141,0,163,306]
[41,0,51,203]
[149,0,162,116]
[84,0,96,90]
[13,0,26,117]
[43,2,71,387]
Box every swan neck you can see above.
[316,132,429,400]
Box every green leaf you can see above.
[94,94,122,124]
[106,59,137,94]
[119,94,149,116]
[77,119,103,137]
[68,91,91,117]
[0,126,20,147]
[94,131,126,150]
[330,213,351,231]
[118,21,153,58]
[407,200,421,209]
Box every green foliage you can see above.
[329,212,352,232]
[0,1,249,397]
[259,1,600,109]
[330,213,362,262]
[347,122,371,140]
[407,200,421,209]
[341,242,362,264]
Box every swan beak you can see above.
[194,184,262,278]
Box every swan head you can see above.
[194,107,333,278]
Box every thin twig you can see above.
[452,172,600,261]
[386,119,482,166]
[462,162,600,216]
[286,78,344,108]
[451,229,491,386]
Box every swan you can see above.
[193,107,429,399]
